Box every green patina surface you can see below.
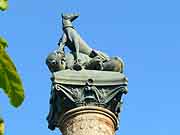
[53,69,127,86]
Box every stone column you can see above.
[59,106,118,135]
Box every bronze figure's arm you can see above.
[57,33,67,53]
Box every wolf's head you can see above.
[61,13,79,29]
[61,13,79,22]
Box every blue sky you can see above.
[1,0,180,135]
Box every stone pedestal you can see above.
[59,106,118,135]
[47,70,128,134]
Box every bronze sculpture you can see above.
[57,13,109,70]
[46,13,124,72]
[46,13,128,133]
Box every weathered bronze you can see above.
[46,13,128,134]
[57,13,109,70]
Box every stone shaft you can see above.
[59,106,118,135]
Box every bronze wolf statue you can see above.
[57,13,108,70]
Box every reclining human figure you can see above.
[57,13,109,70]
[46,51,124,73]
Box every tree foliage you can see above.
[0,2,25,135]
[0,118,4,135]
[0,37,25,107]
[0,0,8,11]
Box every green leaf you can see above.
[0,118,4,135]
[0,37,7,49]
[0,0,8,11]
[0,37,25,107]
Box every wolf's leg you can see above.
[73,39,80,62]
[72,39,82,71]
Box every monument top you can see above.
[46,14,128,133]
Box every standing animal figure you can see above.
[57,13,108,70]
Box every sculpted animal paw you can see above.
[56,50,65,57]
[73,63,82,71]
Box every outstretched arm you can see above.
[57,33,67,53]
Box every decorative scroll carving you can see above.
[47,70,128,130]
